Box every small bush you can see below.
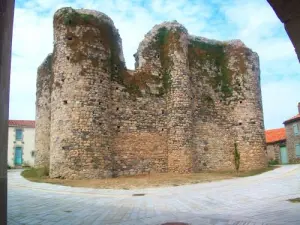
[7,165,12,169]
[268,159,279,166]
[21,167,49,179]
[234,142,240,174]
[288,198,300,203]
[22,161,31,168]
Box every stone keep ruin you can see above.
[35,7,267,179]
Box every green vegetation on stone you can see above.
[162,69,172,92]
[61,9,100,26]
[157,27,169,46]
[234,142,240,174]
[60,8,130,94]
[189,39,233,99]
[125,83,142,96]
[152,27,175,96]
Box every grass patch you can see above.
[288,198,300,203]
[268,159,279,166]
[235,166,279,177]
[21,166,278,189]
[21,167,49,180]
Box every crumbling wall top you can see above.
[53,7,125,65]
[54,7,114,26]
[38,53,52,72]
[135,21,188,69]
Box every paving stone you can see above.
[7,166,300,225]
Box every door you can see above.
[280,146,289,164]
[14,147,23,166]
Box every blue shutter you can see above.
[296,144,300,157]
[293,124,299,135]
[15,129,23,140]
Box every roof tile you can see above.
[265,128,286,144]
[8,120,35,128]
[283,114,300,124]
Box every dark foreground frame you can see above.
[0,0,15,224]
[268,0,300,62]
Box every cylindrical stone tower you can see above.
[35,54,52,168]
[164,24,193,173]
[50,7,124,179]
[228,41,268,170]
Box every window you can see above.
[15,129,23,141]
[296,144,300,157]
[293,123,299,136]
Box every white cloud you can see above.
[262,78,300,129]
[9,0,300,130]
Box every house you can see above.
[265,103,300,164]
[265,128,286,163]
[283,103,300,164]
[7,120,36,168]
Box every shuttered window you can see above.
[15,129,23,140]
[296,144,300,157]
[293,124,299,136]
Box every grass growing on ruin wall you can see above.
[60,9,145,97]
[57,9,135,90]
[118,26,175,98]
[139,27,187,97]
[157,27,172,95]
[188,40,233,99]
[57,9,189,98]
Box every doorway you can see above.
[14,147,23,166]
[280,146,289,164]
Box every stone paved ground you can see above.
[7,165,300,225]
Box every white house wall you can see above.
[7,127,35,167]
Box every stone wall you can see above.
[266,144,276,161]
[49,8,120,179]
[266,142,283,162]
[285,120,300,163]
[36,7,268,179]
[189,38,267,171]
[35,54,52,168]
[110,89,168,176]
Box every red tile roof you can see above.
[8,120,35,128]
[283,114,300,124]
[265,128,286,144]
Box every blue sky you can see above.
[11,0,300,129]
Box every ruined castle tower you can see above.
[188,38,267,171]
[35,54,52,168]
[35,7,267,179]
[49,8,125,178]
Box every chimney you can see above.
[298,102,300,114]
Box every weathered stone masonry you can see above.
[35,7,267,179]
[35,54,52,168]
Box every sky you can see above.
[11,0,300,129]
